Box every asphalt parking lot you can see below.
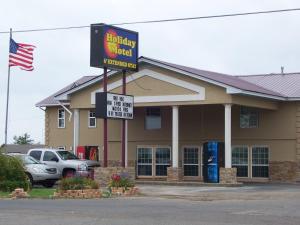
[0,183,300,225]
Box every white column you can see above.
[73,109,80,155]
[172,106,179,167]
[224,104,232,168]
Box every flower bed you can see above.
[53,189,101,199]
[108,173,139,196]
[53,177,101,199]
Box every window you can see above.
[88,110,96,128]
[29,150,42,161]
[155,148,171,176]
[145,107,161,130]
[137,146,171,177]
[232,146,249,177]
[183,147,199,176]
[43,151,59,162]
[58,109,65,128]
[240,107,259,128]
[252,147,269,178]
[57,146,65,150]
[137,148,153,176]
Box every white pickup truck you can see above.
[28,148,100,178]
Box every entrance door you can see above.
[183,146,200,177]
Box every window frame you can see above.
[145,107,162,130]
[240,106,259,129]
[182,146,201,178]
[88,110,97,128]
[232,145,249,178]
[58,108,65,128]
[155,147,171,177]
[136,145,171,178]
[43,151,59,162]
[251,145,269,178]
[29,150,42,161]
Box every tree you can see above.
[13,133,34,145]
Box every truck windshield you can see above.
[57,151,79,160]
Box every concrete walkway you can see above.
[138,183,300,201]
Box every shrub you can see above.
[108,173,134,189]
[0,152,30,192]
[58,177,99,190]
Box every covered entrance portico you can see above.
[167,104,233,183]
[135,103,235,183]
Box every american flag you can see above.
[9,38,35,71]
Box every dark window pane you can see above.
[156,148,170,164]
[233,165,248,177]
[252,166,269,178]
[138,165,152,176]
[89,118,96,127]
[145,108,161,130]
[184,165,199,176]
[29,151,42,161]
[43,151,58,162]
[137,148,152,164]
[155,165,169,176]
[184,148,198,164]
[240,107,258,128]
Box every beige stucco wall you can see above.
[46,106,73,150]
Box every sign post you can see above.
[91,23,138,168]
[122,70,126,167]
[103,67,108,167]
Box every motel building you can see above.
[36,57,300,183]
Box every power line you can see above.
[0,7,300,34]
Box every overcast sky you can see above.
[1,0,300,144]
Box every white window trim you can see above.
[232,145,270,179]
[88,110,96,128]
[232,145,250,178]
[58,108,65,128]
[136,145,171,178]
[251,145,270,179]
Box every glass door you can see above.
[183,147,200,177]
[137,147,153,177]
[155,147,171,176]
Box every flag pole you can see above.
[4,28,12,148]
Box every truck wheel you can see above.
[42,181,56,188]
[63,169,75,178]
[26,173,33,187]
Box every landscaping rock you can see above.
[10,188,29,199]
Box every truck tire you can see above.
[26,173,34,187]
[42,181,56,188]
[63,169,75,178]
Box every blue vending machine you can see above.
[203,142,224,183]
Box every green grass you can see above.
[28,188,56,198]
[0,191,10,198]
[0,188,56,199]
